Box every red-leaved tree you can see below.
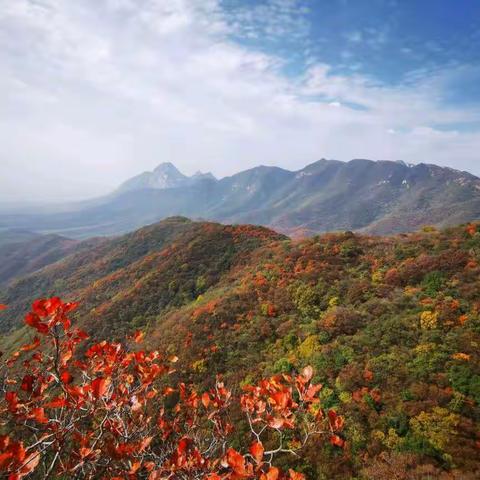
[0,298,344,479]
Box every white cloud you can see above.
[0,0,479,202]
[226,0,310,44]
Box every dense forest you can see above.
[1,217,479,478]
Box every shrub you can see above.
[0,298,345,480]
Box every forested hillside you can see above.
[1,218,479,478]
[0,233,88,287]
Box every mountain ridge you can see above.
[0,158,479,239]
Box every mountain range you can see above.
[1,158,480,239]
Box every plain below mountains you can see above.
[1,158,480,239]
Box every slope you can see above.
[0,234,85,287]
[0,217,285,334]
[0,218,479,478]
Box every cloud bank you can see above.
[1,0,479,202]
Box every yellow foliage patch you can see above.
[420,310,438,329]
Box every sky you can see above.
[1,0,480,202]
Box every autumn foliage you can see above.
[0,298,344,479]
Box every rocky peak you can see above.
[116,163,217,194]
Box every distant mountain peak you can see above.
[116,163,217,195]
[153,162,181,173]
[116,163,186,193]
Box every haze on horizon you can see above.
[1,0,480,203]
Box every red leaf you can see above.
[20,337,40,352]
[5,391,18,412]
[270,391,289,408]
[32,299,49,317]
[249,441,264,464]
[328,409,344,431]
[261,467,280,480]
[60,315,71,331]
[226,448,251,476]
[304,383,322,402]
[63,301,79,314]
[60,371,73,384]
[44,297,62,315]
[132,330,144,343]
[201,392,210,408]
[75,329,89,340]
[44,397,67,408]
[30,408,48,424]
[24,313,49,335]
[91,377,108,399]
[79,447,92,459]
[0,304,7,311]
[20,375,35,393]
[329,434,345,448]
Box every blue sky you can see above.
[228,1,479,74]
[1,0,479,201]
[226,0,480,104]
